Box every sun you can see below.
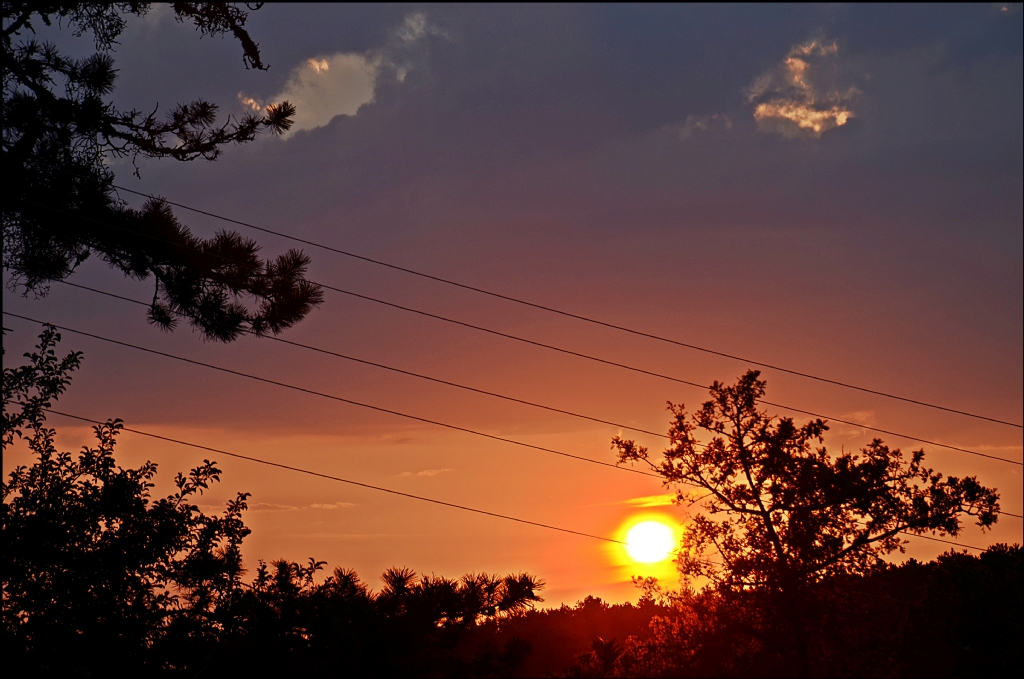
[625,520,676,563]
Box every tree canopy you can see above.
[2,3,323,341]
[612,370,1001,593]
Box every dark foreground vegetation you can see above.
[3,329,1020,677]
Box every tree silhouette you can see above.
[613,370,1000,593]
[2,326,543,675]
[2,3,322,341]
[2,326,251,673]
[611,370,1002,674]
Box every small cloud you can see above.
[249,502,298,512]
[238,94,263,111]
[399,468,453,477]
[242,52,378,136]
[307,502,356,510]
[397,12,448,43]
[624,493,677,507]
[674,113,732,140]
[841,410,876,426]
[746,38,857,138]
[237,12,447,137]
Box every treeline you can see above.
[468,545,1021,677]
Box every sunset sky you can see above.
[3,3,1022,605]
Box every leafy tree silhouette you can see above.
[2,3,322,341]
[2,327,543,675]
[613,370,1000,591]
[612,370,1002,675]
[2,326,251,674]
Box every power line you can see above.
[8,306,1023,525]
[7,155,1017,429]
[2,311,663,481]
[43,409,625,545]
[54,279,1024,468]
[10,197,1022,466]
[40,410,998,551]
[55,280,671,441]
[108,183,1023,430]
[319,286,1024,466]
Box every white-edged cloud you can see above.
[237,12,447,137]
[746,38,857,138]
[238,52,377,136]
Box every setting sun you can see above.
[625,520,677,563]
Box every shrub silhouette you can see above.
[2,327,540,675]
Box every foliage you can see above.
[464,595,668,677]
[608,544,1023,678]
[2,3,323,340]
[612,370,1001,594]
[2,328,542,675]
[2,326,251,674]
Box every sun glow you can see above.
[625,520,676,563]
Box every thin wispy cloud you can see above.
[248,502,299,512]
[674,113,732,140]
[747,38,858,138]
[623,493,678,507]
[399,468,453,478]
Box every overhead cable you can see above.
[9,198,1021,465]
[44,410,625,544]
[40,410,998,551]
[107,183,1023,430]
[2,311,663,480]
[57,280,671,441]
[8,308,1023,524]
[56,280,1024,468]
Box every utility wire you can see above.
[55,279,1024,468]
[319,284,1024,464]
[39,410,997,551]
[2,311,663,480]
[10,303,1024,525]
[43,409,625,545]
[56,280,670,441]
[10,197,1022,466]
[108,183,1023,430]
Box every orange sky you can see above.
[4,247,1021,604]
[3,4,1022,606]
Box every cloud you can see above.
[248,502,298,512]
[623,493,678,507]
[747,38,857,138]
[397,12,447,43]
[399,468,453,477]
[307,502,356,510]
[673,113,732,140]
[239,52,378,136]
[236,12,449,137]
